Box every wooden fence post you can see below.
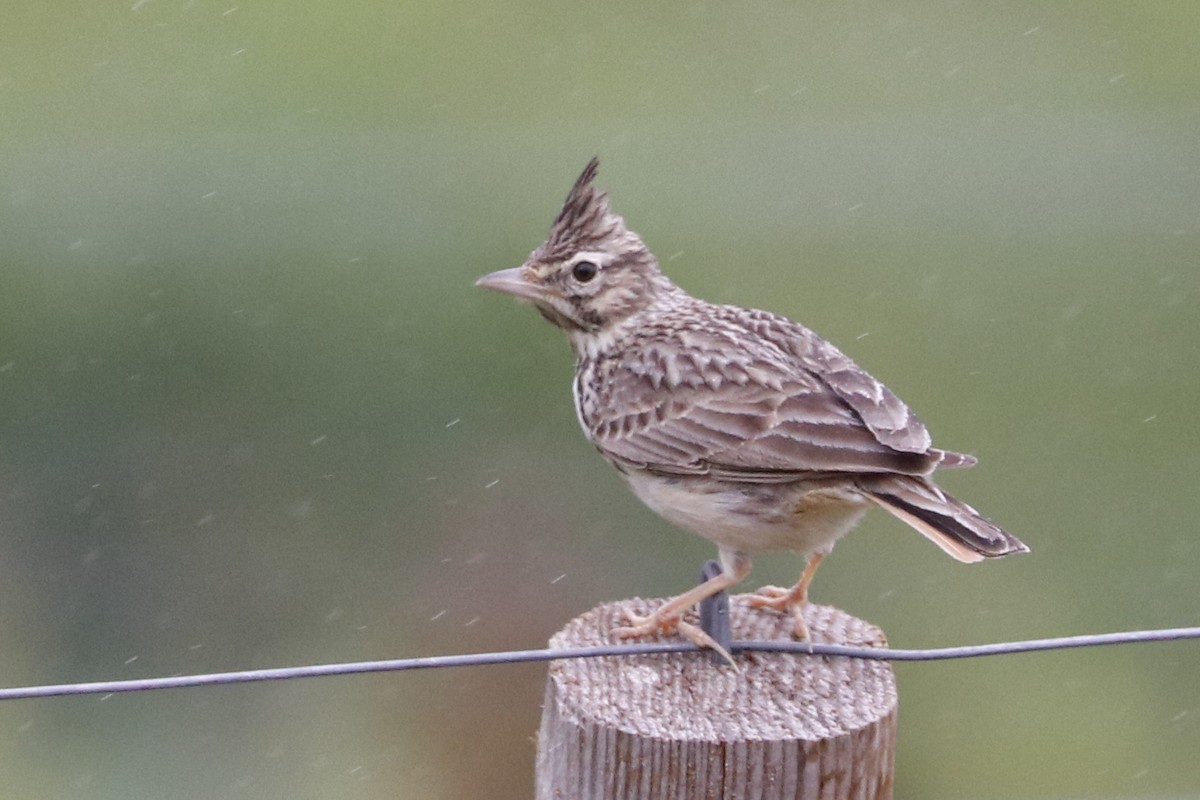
[536,597,896,800]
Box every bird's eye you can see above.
[571,260,598,283]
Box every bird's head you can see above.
[476,158,673,338]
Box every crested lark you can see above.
[477,159,1028,648]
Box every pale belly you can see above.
[623,471,871,556]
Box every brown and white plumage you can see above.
[477,158,1027,647]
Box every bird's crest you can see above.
[536,158,629,262]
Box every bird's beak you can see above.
[475,267,547,302]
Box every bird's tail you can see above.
[862,475,1029,563]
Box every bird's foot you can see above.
[745,585,812,645]
[612,607,680,639]
[613,607,737,668]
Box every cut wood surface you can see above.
[536,597,896,800]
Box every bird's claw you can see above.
[745,584,793,611]
[613,608,738,669]
[612,608,679,640]
[746,585,813,645]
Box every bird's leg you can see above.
[746,551,826,642]
[613,549,750,658]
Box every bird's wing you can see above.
[739,308,933,453]
[581,317,945,482]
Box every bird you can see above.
[476,158,1028,651]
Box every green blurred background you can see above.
[2,1,1199,797]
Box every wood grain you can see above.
[536,597,896,799]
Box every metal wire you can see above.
[0,625,1195,702]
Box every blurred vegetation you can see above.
[1,1,1198,798]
